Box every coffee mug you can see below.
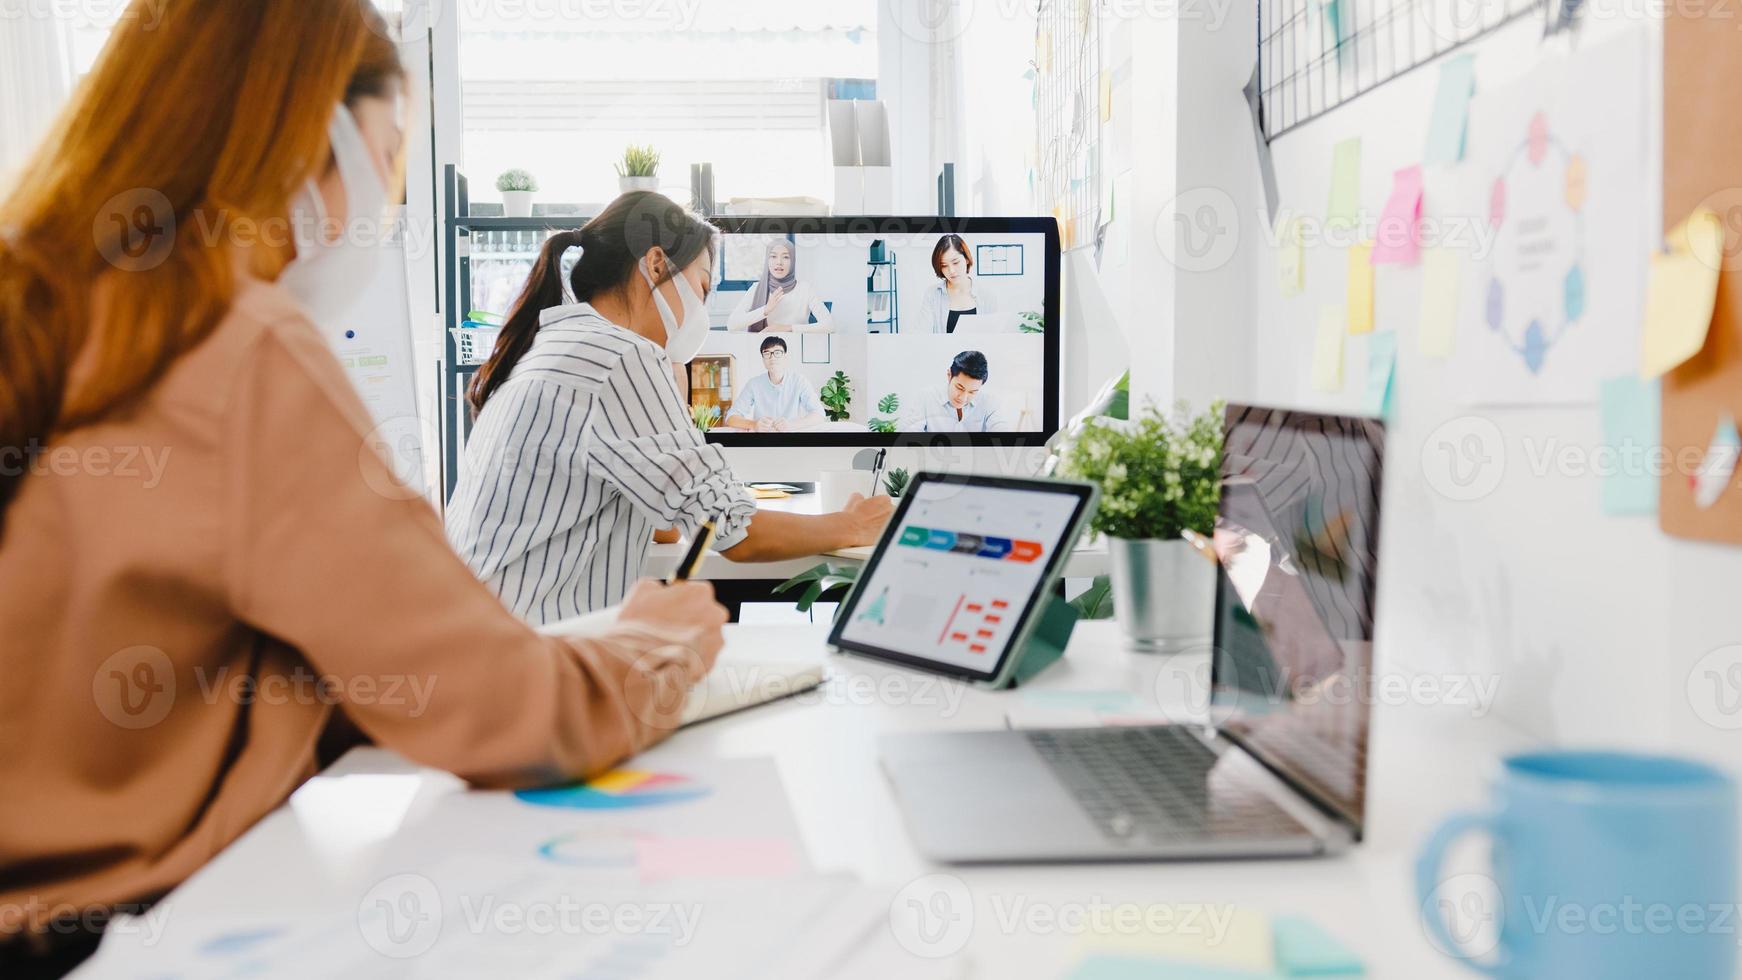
[1416,751,1738,979]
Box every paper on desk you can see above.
[1313,306,1346,392]
[633,836,803,882]
[1371,166,1423,266]
[1074,904,1275,973]
[1326,138,1361,228]
[1363,332,1398,419]
[1346,243,1375,334]
[1424,53,1477,164]
[1271,915,1365,976]
[1641,207,1724,378]
[1418,246,1461,357]
[1598,374,1660,515]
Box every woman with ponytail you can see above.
[0,5,727,972]
[448,192,892,624]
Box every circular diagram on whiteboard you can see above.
[1482,111,1587,374]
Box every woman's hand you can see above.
[763,286,787,314]
[616,579,729,677]
[834,492,896,548]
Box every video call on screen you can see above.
[685,231,1049,436]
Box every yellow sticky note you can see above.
[1075,906,1275,973]
[1314,306,1346,392]
[1347,242,1375,334]
[1641,207,1724,378]
[1278,217,1305,296]
[1418,246,1461,358]
[1099,70,1113,121]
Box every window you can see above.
[457,0,878,208]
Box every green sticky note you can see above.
[1327,138,1362,228]
[1424,54,1476,165]
[1598,374,1661,516]
[1363,332,1397,419]
[1271,916,1364,976]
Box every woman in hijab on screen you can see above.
[727,239,834,332]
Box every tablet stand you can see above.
[998,593,1080,689]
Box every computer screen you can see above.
[1210,406,1385,832]
[691,217,1060,446]
[832,476,1094,682]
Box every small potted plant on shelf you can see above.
[615,144,661,194]
[496,169,538,218]
[1058,400,1223,651]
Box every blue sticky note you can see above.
[1424,54,1476,164]
[1362,332,1397,419]
[1598,374,1660,516]
[1271,916,1364,976]
[1069,955,1277,980]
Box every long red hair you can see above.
[0,0,402,526]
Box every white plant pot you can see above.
[501,190,534,218]
[618,175,660,194]
[1106,537,1216,651]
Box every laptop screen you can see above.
[1210,407,1384,832]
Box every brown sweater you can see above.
[0,279,701,948]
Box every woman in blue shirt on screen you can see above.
[920,233,1000,333]
[446,193,890,624]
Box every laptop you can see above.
[878,406,1385,861]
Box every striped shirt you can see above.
[446,304,756,624]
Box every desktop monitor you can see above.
[690,216,1061,448]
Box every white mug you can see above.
[818,469,871,512]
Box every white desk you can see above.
[643,491,1110,582]
[85,622,1529,978]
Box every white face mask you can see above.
[641,256,711,363]
[280,106,392,327]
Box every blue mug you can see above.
[1416,751,1738,979]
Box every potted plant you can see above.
[867,392,900,433]
[820,371,853,422]
[496,169,538,218]
[615,144,660,194]
[1058,400,1223,650]
[882,466,911,498]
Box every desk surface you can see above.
[87,622,1527,978]
[645,491,1111,581]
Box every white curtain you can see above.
[0,15,70,178]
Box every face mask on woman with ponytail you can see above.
[641,254,711,364]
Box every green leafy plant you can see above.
[1058,400,1224,541]
[496,169,538,193]
[1018,311,1045,334]
[615,144,661,178]
[774,563,860,617]
[820,371,853,422]
[868,392,900,433]
[883,466,911,498]
[691,403,721,431]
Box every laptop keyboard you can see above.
[1026,726,1313,845]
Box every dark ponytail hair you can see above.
[468,191,716,414]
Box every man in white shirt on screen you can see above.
[723,336,825,432]
[906,350,1014,433]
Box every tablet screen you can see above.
[833,477,1092,680]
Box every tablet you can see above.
[829,473,1099,685]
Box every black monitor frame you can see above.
[702,215,1062,448]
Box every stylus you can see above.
[669,517,719,584]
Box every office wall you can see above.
[1159,0,1742,765]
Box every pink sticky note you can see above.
[1371,166,1423,266]
[632,836,802,883]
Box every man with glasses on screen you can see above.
[906,350,1014,433]
[722,336,826,432]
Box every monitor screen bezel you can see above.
[827,472,1096,683]
[701,215,1062,448]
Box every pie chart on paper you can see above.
[514,769,711,810]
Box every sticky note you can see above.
[1641,207,1724,378]
[1424,54,1477,164]
[1075,906,1275,973]
[1693,413,1741,510]
[1418,247,1461,357]
[1364,332,1397,418]
[1314,306,1346,392]
[1327,138,1361,228]
[1598,374,1660,516]
[1346,243,1375,334]
[632,837,801,883]
[1271,916,1364,976]
[1100,70,1113,121]
[1371,166,1423,265]
[1278,216,1305,295]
